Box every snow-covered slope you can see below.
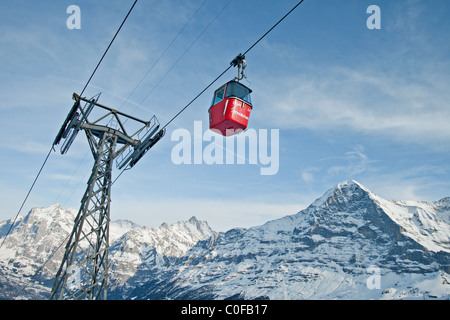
[108,216,214,295]
[0,204,213,299]
[1,181,449,300]
[118,180,449,300]
[309,180,450,253]
[0,205,75,278]
[375,196,450,253]
[0,204,140,299]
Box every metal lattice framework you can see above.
[50,93,164,300]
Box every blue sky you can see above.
[1,0,449,232]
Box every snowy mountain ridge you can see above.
[108,216,214,291]
[0,204,213,299]
[0,180,449,300]
[124,180,448,300]
[314,180,450,253]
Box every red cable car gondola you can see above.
[208,54,253,136]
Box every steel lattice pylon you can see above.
[50,93,165,300]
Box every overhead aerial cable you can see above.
[160,0,306,132]
[79,0,138,97]
[139,0,233,107]
[0,1,139,250]
[0,147,53,249]
[117,0,210,113]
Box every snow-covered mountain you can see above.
[108,180,449,300]
[108,216,214,294]
[1,181,449,300]
[0,204,76,299]
[0,204,213,299]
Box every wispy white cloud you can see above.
[301,167,320,183]
[0,139,51,156]
[362,164,450,202]
[327,145,372,177]
[257,64,450,147]
[301,145,375,184]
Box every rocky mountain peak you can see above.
[311,180,373,209]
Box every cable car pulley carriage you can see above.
[208,53,254,136]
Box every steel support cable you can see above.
[112,0,233,182]
[0,2,139,250]
[117,0,209,113]
[139,0,233,107]
[160,0,306,131]
[80,0,139,97]
[114,0,216,131]
[0,147,53,249]
[243,0,305,56]
[161,66,232,131]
